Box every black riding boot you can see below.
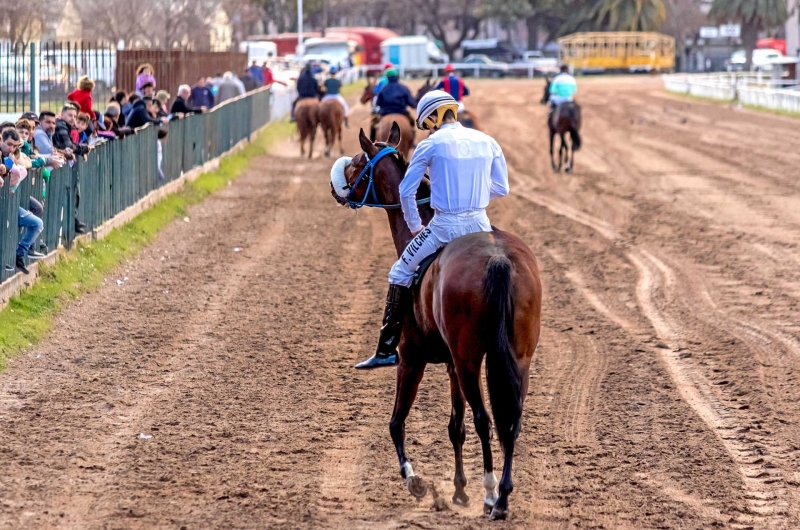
[355,284,409,369]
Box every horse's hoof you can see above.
[484,502,494,515]
[490,506,508,521]
[452,490,470,507]
[407,475,428,499]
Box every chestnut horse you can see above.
[415,77,481,130]
[329,123,542,520]
[375,114,414,158]
[540,78,582,173]
[295,98,319,158]
[319,98,345,158]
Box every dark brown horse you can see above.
[318,98,345,158]
[329,123,542,520]
[295,98,319,158]
[361,78,376,105]
[541,78,582,173]
[415,77,481,130]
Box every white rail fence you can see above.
[663,73,800,112]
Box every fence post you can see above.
[30,42,39,114]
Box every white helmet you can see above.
[415,89,459,131]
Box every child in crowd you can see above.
[136,64,156,96]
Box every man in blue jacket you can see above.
[373,68,416,139]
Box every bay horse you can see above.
[329,123,542,520]
[415,77,481,130]
[541,78,582,173]
[375,114,414,159]
[318,98,345,158]
[295,98,319,158]
[361,78,376,105]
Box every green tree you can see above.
[709,0,788,69]
[587,0,666,31]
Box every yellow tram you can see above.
[558,32,675,73]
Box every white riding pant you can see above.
[388,210,492,287]
[322,94,349,116]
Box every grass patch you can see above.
[0,119,292,372]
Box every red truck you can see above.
[327,27,398,69]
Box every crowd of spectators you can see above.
[0,60,278,276]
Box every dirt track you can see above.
[2,77,800,529]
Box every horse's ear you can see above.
[359,128,380,158]
[387,122,401,147]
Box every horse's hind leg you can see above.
[549,131,558,172]
[489,387,522,521]
[389,360,428,500]
[559,133,567,172]
[447,364,469,506]
[308,127,316,159]
[338,124,344,155]
[456,364,497,514]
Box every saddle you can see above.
[412,226,498,289]
[412,247,444,289]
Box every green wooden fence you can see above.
[0,86,276,282]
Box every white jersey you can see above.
[399,122,509,233]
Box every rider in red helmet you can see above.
[435,64,470,114]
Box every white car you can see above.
[726,49,783,71]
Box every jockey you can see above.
[434,64,470,113]
[290,64,323,123]
[548,64,577,119]
[372,62,394,103]
[375,68,416,130]
[355,90,509,369]
[322,66,349,128]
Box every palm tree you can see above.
[709,0,789,69]
[587,0,667,31]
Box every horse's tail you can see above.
[484,254,523,440]
[570,128,582,151]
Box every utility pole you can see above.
[322,0,328,37]
[297,0,305,56]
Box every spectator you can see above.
[136,63,156,96]
[248,60,265,86]
[155,90,170,118]
[215,72,245,105]
[140,82,156,99]
[122,94,139,124]
[55,108,84,160]
[189,77,214,109]
[0,129,42,273]
[241,69,259,92]
[34,111,57,156]
[112,91,128,106]
[15,119,49,169]
[171,85,204,116]
[54,105,90,233]
[67,76,96,119]
[76,113,91,144]
[103,103,133,138]
[127,97,165,129]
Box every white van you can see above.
[381,36,447,74]
[240,41,278,64]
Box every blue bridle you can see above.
[345,146,432,210]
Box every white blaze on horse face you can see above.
[483,471,499,506]
[330,156,353,198]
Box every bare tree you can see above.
[78,0,145,46]
[0,0,62,45]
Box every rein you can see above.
[345,145,431,210]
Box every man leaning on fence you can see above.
[0,129,43,274]
[54,105,91,235]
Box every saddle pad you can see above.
[413,247,445,289]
